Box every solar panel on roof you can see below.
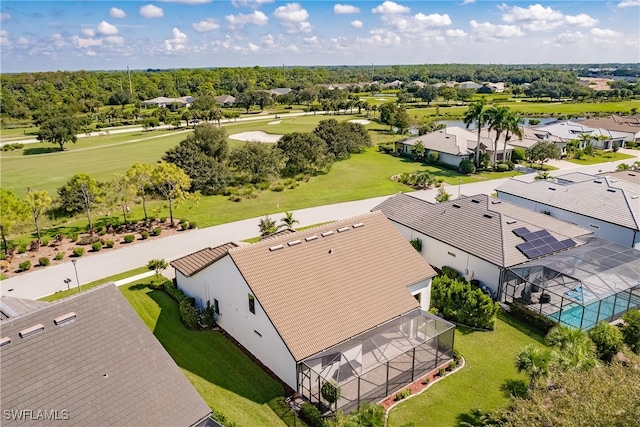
[560,239,577,249]
[515,227,577,259]
[513,227,529,237]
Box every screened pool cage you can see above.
[502,239,640,330]
[297,308,455,414]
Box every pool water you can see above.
[548,292,640,329]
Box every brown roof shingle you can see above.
[228,211,435,361]
[172,242,239,277]
[0,284,211,427]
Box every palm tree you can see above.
[545,325,598,371]
[515,344,553,390]
[502,110,524,163]
[463,99,488,168]
[279,211,299,230]
[258,215,278,237]
[486,106,510,168]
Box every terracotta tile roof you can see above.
[228,211,435,361]
[0,284,211,427]
[374,193,592,268]
[172,242,239,277]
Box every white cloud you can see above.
[379,12,451,34]
[165,27,188,51]
[0,29,10,47]
[591,27,623,38]
[446,28,467,38]
[158,0,212,3]
[357,28,402,47]
[193,18,220,32]
[461,0,475,4]
[273,3,312,33]
[470,20,524,39]
[351,20,363,28]
[502,4,597,31]
[17,37,28,46]
[96,21,119,36]
[618,0,640,6]
[81,28,96,37]
[225,11,268,29]
[140,4,164,18]
[109,7,127,19]
[414,13,452,27]
[1,13,11,22]
[248,42,260,51]
[104,36,125,44]
[71,35,102,48]
[231,0,274,7]
[554,31,583,44]
[372,1,410,14]
[334,4,360,14]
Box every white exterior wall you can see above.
[496,192,639,249]
[391,222,503,294]
[433,152,466,168]
[407,279,432,311]
[175,256,298,389]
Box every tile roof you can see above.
[576,114,640,135]
[1,296,49,321]
[532,120,630,141]
[373,193,591,268]
[555,172,599,184]
[0,284,211,427]
[605,170,640,186]
[496,178,640,231]
[398,129,474,156]
[172,242,239,277]
[228,211,435,361]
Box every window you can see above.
[248,294,255,314]
[214,299,219,315]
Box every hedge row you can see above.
[507,301,557,335]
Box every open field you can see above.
[387,312,545,426]
[565,151,636,166]
[121,281,292,426]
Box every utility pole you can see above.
[127,66,133,96]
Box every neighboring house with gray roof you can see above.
[373,193,592,296]
[214,94,236,107]
[171,211,455,413]
[0,284,211,427]
[576,114,640,142]
[141,96,194,109]
[532,120,630,149]
[0,296,49,320]
[496,177,640,248]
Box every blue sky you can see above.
[1,1,638,73]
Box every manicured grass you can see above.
[387,312,545,427]
[39,266,150,301]
[120,281,290,426]
[565,151,635,166]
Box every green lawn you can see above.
[39,266,150,302]
[565,151,636,166]
[121,281,293,427]
[387,313,545,427]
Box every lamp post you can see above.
[458,178,462,197]
[71,259,80,293]
[64,278,71,291]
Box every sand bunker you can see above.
[268,120,282,125]
[230,131,283,143]
[348,119,371,125]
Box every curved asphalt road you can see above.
[2,152,638,300]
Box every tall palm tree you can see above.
[279,211,299,230]
[486,106,510,168]
[463,99,488,168]
[515,344,553,390]
[502,110,524,163]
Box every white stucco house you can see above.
[496,175,640,249]
[141,96,194,108]
[532,120,630,149]
[373,193,592,297]
[170,211,455,413]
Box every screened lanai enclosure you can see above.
[502,239,640,330]
[297,308,455,414]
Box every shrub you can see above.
[76,235,100,245]
[123,234,135,243]
[18,244,26,254]
[452,349,462,362]
[589,321,624,362]
[496,163,510,171]
[41,238,49,246]
[449,360,457,370]
[152,227,162,236]
[104,240,115,248]
[321,381,341,408]
[179,298,200,329]
[189,221,197,229]
[507,301,557,335]
[72,247,84,257]
[140,231,149,240]
[431,275,499,330]
[439,368,446,377]
[428,151,439,163]
[440,266,461,280]
[620,309,640,354]
[91,241,102,252]
[160,217,166,223]
[409,238,422,252]
[98,227,107,236]
[70,233,78,242]
[19,260,31,271]
[54,252,65,260]
[512,147,526,162]
[271,184,285,192]
[395,389,412,401]
[421,377,430,385]
[459,159,476,174]
[163,280,186,303]
[299,402,324,427]
[256,181,271,190]
[38,257,50,267]
[203,300,216,327]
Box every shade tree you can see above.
[229,142,283,184]
[126,163,154,220]
[151,162,195,226]
[276,132,333,177]
[0,188,28,251]
[24,188,52,241]
[37,116,79,151]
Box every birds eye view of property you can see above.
[1,0,640,426]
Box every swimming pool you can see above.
[548,292,640,329]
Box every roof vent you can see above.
[452,204,461,208]
[53,312,77,326]
[607,189,616,193]
[287,240,301,247]
[352,223,364,228]
[594,180,603,184]
[471,199,480,204]
[19,324,45,339]
[629,173,636,177]
[321,231,334,237]
[0,337,10,347]
[610,179,618,183]
[491,200,501,204]
[269,244,284,252]
[506,220,517,225]
[483,214,493,219]
[631,195,639,199]
[305,235,318,242]
[548,187,556,191]
[337,227,349,233]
